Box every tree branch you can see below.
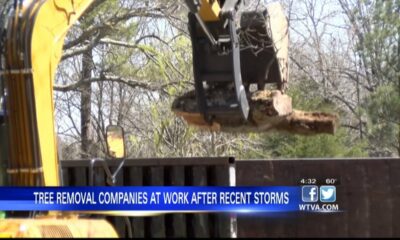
[53,74,191,93]
[54,75,155,92]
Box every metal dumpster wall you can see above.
[236,158,400,238]
[60,157,236,238]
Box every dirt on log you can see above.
[172,90,338,135]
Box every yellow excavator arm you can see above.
[2,0,94,187]
[29,0,94,186]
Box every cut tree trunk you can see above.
[172,90,338,135]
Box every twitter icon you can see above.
[320,186,336,202]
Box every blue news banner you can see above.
[0,186,305,213]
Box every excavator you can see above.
[0,0,336,238]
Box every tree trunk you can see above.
[81,50,94,158]
[397,14,400,157]
[172,90,338,135]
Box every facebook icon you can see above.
[302,185,318,202]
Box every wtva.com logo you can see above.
[300,186,339,212]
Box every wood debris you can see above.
[172,90,338,135]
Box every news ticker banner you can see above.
[0,186,340,213]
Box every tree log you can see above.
[172,90,338,135]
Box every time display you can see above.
[299,177,340,185]
[299,178,317,185]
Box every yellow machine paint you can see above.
[5,0,94,187]
[30,0,94,186]
[0,218,118,238]
[199,0,221,22]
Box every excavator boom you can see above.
[1,0,94,187]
